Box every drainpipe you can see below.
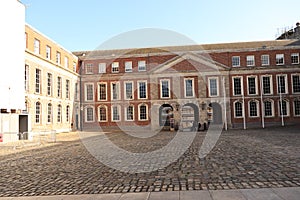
[79,60,84,131]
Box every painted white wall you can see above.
[0,0,25,110]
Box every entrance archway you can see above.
[159,104,173,126]
[210,102,222,124]
[181,103,199,130]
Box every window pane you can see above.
[248,77,256,95]
[99,84,106,100]
[235,102,243,117]
[126,106,134,121]
[185,79,193,97]
[262,76,271,94]
[294,100,300,116]
[139,82,146,99]
[277,76,286,94]
[161,80,170,98]
[233,78,242,95]
[139,105,147,120]
[264,101,272,116]
[209,78,218,96]
[249,101,258,117]
[125,82,133,99]
[292,75,300,93]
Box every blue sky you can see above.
[22,0,300,51]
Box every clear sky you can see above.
[21,0,300,51]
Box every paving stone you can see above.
[210,190,246,200]
[148,191,179,200]
[240,188,283,200]
[180,190,211,200]
[272,187,300,200]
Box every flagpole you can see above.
[260,76,265,128]
[223,76,228,130]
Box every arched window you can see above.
[234,101,243,118]
[138,104,148,121]
[47,103,52,123]
[98,106,107,122]
[249,100,259,117]
[35,102,41,124]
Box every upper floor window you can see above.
[25,32,28,49]
[232,56,240,67]
[125,61,133,72]
[277,75,287,94]
[138,81,147,99]
[85,83,94,101]
[35,69,41,94]
[73,62,77,72]
[66,79,70,99]
[276,54,284,65]
[64,56,69,68]
[124,81,133,100]
[138,61,146,71]
[86,64,93,74]
[208,77,218,97]
[261,75,272,95]
[184,78,194,97]
[56,51,61,64]
[111,82,120,100]
[98,83,107,101]
[233,77,242,96]
[246,55,255,67]
[34,38,40,54]
[25,65,29,91]
[247,76,257,95]
[47,73,52,96]
[292,74,300,93]
[261,55,270,66]
[160,79,170,98]
[291,53,299,64]
[112,62,119,73]
[46,45,51,59]
[98,63,106,73]
[57,77,62,98]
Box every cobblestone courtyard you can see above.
[0,125,299,197]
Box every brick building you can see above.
[25,24,79,133]
[74,39,300,130]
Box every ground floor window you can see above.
[47,103,52,123]
[112,105,120,121]
[35,102,41,124]
[57,104,62,123]
[264,100,273,117]
[279,100,289,116]
[126,105,134,121]
[98,106,107,122]
[139,104,148,120]
[294,100,300,116]
[249,100,259,117]
[234,101,243,118]
[86,107,94,122]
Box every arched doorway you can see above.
[159,104,173,126]
[181,103,199,131]
[210,102,222,124]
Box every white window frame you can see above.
[34,38,40,54]
[278,99,290,117]
[263,99,274,117]
[47,103,52,124]
[208,77,219,97]
[246,55,255,67]
[56,51,61,64]
[138,81,147,99]
[57,76,62,98]
[66,105,70,123]
[85,106,95,122]
[291,53,299,64]
[138,104,148,121]
[112,62,119,73]
[35,101,41,124]
[85,83,94,101]
[233,101,243,118]
[261,54,270,66]
[57,104,62,123]
[47,73,52,96]
[293,99,300,116]
[98,105,108,122]
[86,64,93,74]
[111,105,121,122]
[98,82,107,101]
[46,45,51,60]
[248,100,260,118]
[111,82,120,100]
[25,65,29,91]
[66,79,70,99]
[125,61,133,72]
[160,79,171,98]
[261,75,273,95]
[35,68,41,94]
[138,60,146,72]
[232,56,240,67]
[276,54,284,65]
[276,74,288,94]
[124,81,134,100]
[291,74,300,94]
[125,105,135,121]
[98,63,106,73]
[64,56,69,68]
[232,76,243,96]
[247,76,258,95]
[184,78,195,98]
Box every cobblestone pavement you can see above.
[0,125,299,197]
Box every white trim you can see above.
[160,79,171,99]
[247,75,258,95]
[125,61,133,72]
[261,75,273,95]
[232,56,240,67]
[137,80,147,99]
[184,78,195,98]
[84,83,94,101]
[261,54,270,66]
[85,106,95,122]
[124,81,134,100]
[208,77,219,97]
[233,100,243,118]
[291,74,300,94]
[125,105,135,121]
[138,103,148,121]
[111,81,120,101]
[232,76,243,96]
[98,105,108,122]
[291,53,299,64]
[276,74,288,94]
[246,55,255,67]
[248,100,260,118]
[111,105,121,122]
[138,60,146,72]
[97,82,107,101]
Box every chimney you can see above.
[294,22,300,39]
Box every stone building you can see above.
[74,39,300,131]
[25,24,79,133]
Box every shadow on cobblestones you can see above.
[0,125,299,197]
